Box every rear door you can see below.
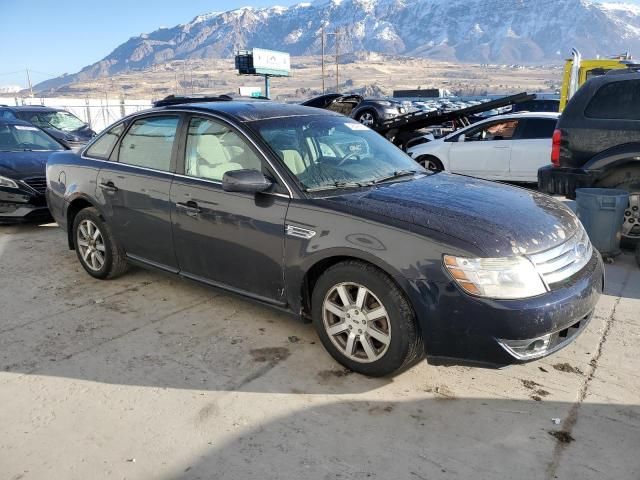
[447,119,519,180]
[170,115,290,303]
[96,114,182,270]
[509,117,557,182]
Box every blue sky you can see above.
[0,0,637,88]
[0,0,300,88]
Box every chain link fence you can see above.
[0,96,152,133]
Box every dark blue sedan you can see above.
[0,119,65,223]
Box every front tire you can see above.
[356,110,378,128]
[416,155,444,172]
[73,207,128,279]
[311,261,423,377]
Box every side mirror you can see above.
[457,134,466,143]
[222,169,273,193]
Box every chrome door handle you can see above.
[99,181,118,192]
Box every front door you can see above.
[170,115,290,303]
[448,119,520,180]
[96,114,181,270]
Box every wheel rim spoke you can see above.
[325,301,346,318]
[78,219,105,271]
[336,285,352,307]
[95,243,105,252]
[367,326,391,345]
[355,287,367,309]
[326,322,348,336]
[344,332,356,356]
[366,306,387,321]
[360,335,377,361]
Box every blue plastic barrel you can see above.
[575,188,629,256]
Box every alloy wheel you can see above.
[322,282,391,363]
[358,112,375,127]
[623,192,640,240]
[419,158,441,172]
[77,219,106,271]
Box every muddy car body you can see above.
[46,98,604,375]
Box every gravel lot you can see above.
[1,223,639,480]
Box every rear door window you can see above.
[85,123,125,159]
[118,116,179,171]
[519,118,557,139]
[585,80,640,120]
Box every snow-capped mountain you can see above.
[36,0,640,91]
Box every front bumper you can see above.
[538,165,600,199]
[413,250,604,367]
[0,187,50,223]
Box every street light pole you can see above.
[321,25,325,94]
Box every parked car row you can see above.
[39,95,604,376]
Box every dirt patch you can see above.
[553,363,583,375]
[424,385,456,399]
[368,404,394,415]
[249,347,291,363]
[549,430,575,444]
[521,379,541,390]
[317,368,353,381]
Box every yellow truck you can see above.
[560,49,634,111]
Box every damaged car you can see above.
[46,96,603,376]
[302,93,407,128]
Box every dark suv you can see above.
[0,105,95,149]
[538,71,640,241]
[46,96,603,376]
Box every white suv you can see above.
[406,112,559,182]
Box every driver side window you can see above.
[185,117,263,182]
[463,120,519,142]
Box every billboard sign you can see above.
[251,48,290,77]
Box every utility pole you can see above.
[321,25,325,94]
[25,69,33,97]
[335,27,339,93]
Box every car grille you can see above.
[22,177,47,194]
[528,225,593,286]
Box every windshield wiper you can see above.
[305,181,368,192]
[372,169,419,184]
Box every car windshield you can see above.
[251,115,426,191]
[0,124,64,151]
[28,111,86,132]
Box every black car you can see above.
[0,105,96,149]
[0,119,66,223]
[45,96,603,376]
[302,94,407,128]
[538,70,640,241]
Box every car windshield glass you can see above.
[31,111,86,132]
[0,124,64,151]
[251,115,426,191]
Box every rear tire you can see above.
[595,165,640,242]
[72,207,128,279]
[311,261,423,377]
[416,155,444,172]
[356,110,378,128]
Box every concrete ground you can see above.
[1,223,638,480]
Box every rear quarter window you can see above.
[85,123,125,159]
[585,80,640,120]
[519,118,557,139]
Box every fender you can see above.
[285,245,429,320]
[584,142,640,174]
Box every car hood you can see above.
[322,173,580,257]
[0,150,51,180]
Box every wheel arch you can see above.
[65,195,104,250]
[415,154,445,171]
[585,143,640,176]
[297,250,418,322]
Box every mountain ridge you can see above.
[35,0,640,92]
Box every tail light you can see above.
[551,129,562,167]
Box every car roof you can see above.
[1,105,62,112]
[155,100,345,122]
[0,118,40,127]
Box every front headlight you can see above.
[443,255,547,299]
[0,175,19,189]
